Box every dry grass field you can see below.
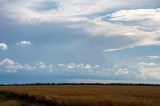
[0,85,160,106]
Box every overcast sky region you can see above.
[0,0,160,84]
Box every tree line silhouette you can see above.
[0,83,159,86]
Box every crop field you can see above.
[0,85,160,106]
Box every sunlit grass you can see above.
[0,85,160,106]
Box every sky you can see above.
[0,0,160,84]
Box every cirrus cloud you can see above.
[96,8,160,51]
[109,8,160,22]
[142,56,160,60]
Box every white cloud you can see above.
[58,63,92,70]
[58,64,66,68]
[139,68,160,80]
[38,61,46,69]
[0,58,22,72]
[67,63,78,69]
[94,8,160,51]
[138,61,160,80]
[0,0,128,24]
[47,65,54,72]
[23,64,34,71]
[84,64,91,69]
[1,58,159,81]
[1,1,160,52]
[0,58,15,66]
[104,48,128,52]
[142,56,160,60]
[0,43,8,50]
[1,1,158,24]
[139,62,159,66]
[116,68,129,75]
[109,8,160,22]
[37,61,53,72]
[0,58,53,72]
[17,41,31,47]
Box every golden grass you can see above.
[0,85,160,106]
[0,100,21,106]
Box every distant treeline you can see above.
[0,83,160,86]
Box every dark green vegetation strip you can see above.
[0,91,51,106]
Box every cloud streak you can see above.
[17,41,31,47]
[58,63,92,70]
[142,56,160,60]
[109,8,160,22]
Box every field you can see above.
[0,85,160,106]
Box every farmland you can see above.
[0,85,160,106]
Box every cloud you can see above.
[37,61,53,72]
[0,0,128,24]
[17,41,31,47]
[104,48,129,52]
[138,61,160,80]
[139,62,159,67]
[67,63,79,69]
[109,8,160,22]
[58,64,66,68]
[2,0,156,24]
[1,58,159,82]
[0,43,8,50]
[0,58,15,66]
[1,1,160,52]
[115,68,129,75]
[95,8,160,51]
[142,56,160,60]
[58,63,92,70]
[0,58,23,72]
[84,64,91,69]
[38,61,46,69]
[0,58,53,72]
[139,68,160,80]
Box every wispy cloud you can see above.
[0,0,127,23]
[96,8,160,52]
[17,41,31,47]
[142,56,160,60]
[109,8,160,22]
[58,63,92,70]
[1,0,160,52]
[139,62,159,67]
